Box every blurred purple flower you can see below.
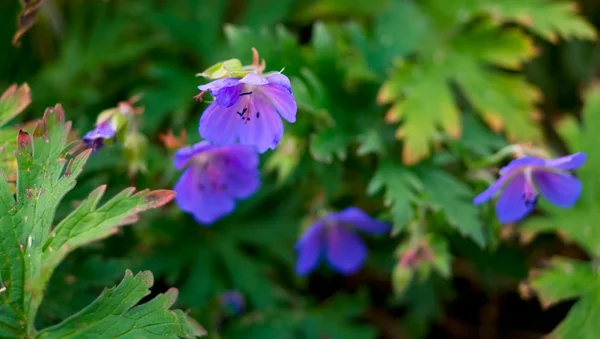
[474,152,586,223]
[295,207,390,276]
[82,120,115,150]
[198,72,297,153]
[173,141,260,225]
[219,290,245,315]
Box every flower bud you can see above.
[123,132,148,175]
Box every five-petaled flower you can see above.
[473,152,586,223]
[295,207,390,276]
[173,141,260,224]
[82,119,116,150]
[198,72,297,153]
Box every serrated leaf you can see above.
[0,105,190,336]
[528,258,600,339]
[309,128,353,164]
[416,165,486,247]
[482,0,596,42]
[0,105,82,335]
[36,270,206,339]
[521,84,600,255]
[367,160,421,229]
[0,83,31,128]
[34,186,175,293]
[379,8,547,164]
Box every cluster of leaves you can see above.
[0,91,204,337]
[1,0,599,338]
[520,84,600,339]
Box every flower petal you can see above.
[267,73,292,93]
[473,174,512,205]
[533,170,582,207]
[325,226,367,275]
[219,144,260,170]
[174,167,236,225]
[173,141,213,170]
[333,207,390,235]
[495,173,535,223]
[238,95,283,153]
[260,85,297,123]
[199,78,242,108]
[200,101,243,147]
[295,222,325,276]
[83,121,116,148]
[239,73,269,86]
[499,156,544,176]
[544,153,587,171]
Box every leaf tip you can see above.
[164,288,179,307]
[137,270,154,288]
[144,190,175,208]
[402,144,424,166]
[17,130,31,149]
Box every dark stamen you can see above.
[256,112,260,118]
[522,193,539,208]
[239,92,253,96]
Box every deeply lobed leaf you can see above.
[378,0,594,164]
[0,104,198,337]
[36,270,206,339]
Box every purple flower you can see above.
[295,207,390,276]
[219,290,245,315]
[198,72,297,153]
[173,141,260,225]
[474,152,586,223]
[82,120,116,150]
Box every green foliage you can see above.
[522,84,600,254]
[0,106,200,337]
[1,0,599,338]
[378,0,594,164]
[528,258,600,339]
[36,270,205,339]
[522,84,600,337]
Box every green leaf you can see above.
[416,165,486,247]
[36,270,206,339]
[293,0,390,22]
[521,84,600,255]
[0,83,31,128]
[379,17,540,164]
[367,160,421,229]
[310,128,353,163]
[0,105,195,336]
[528,258,600,339]
[240,0,295,28]
[304,292,377,339]
[264,135,303,184]
[481,0,596,42]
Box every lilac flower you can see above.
[219,290,245,315]
[198,72,297,153]
[82,119,116,150]
[295,207,390,276]
[474,152,586,223]
[173,141,260,224]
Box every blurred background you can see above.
[2,0,600,338]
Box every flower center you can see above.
[522,166,539,208]
[191,154,228,193]
[235,85,261,125]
